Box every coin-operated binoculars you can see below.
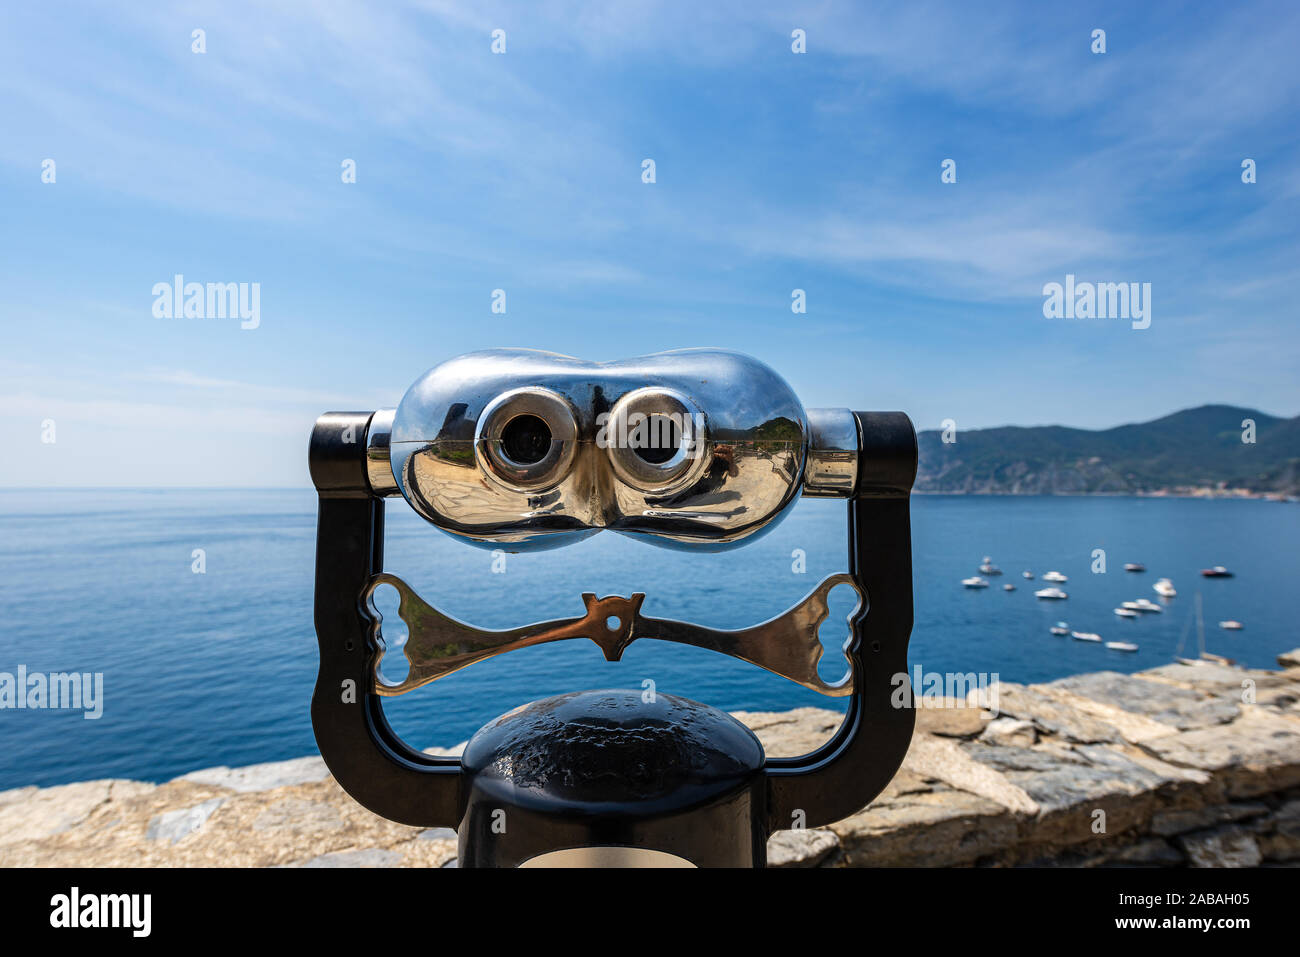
[309,349,916,867]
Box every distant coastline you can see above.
[917,404,1299,498]
[913,488,1297,501]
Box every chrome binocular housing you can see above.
[367,348,860,550]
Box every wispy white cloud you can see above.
[0,0,1296,484]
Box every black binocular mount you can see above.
[309,352,916,867]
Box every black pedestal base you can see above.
[457,689,768,868]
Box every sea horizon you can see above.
[1,488,1296,791]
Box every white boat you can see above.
[1042,571,1068,583]
[962,576,989,588]
[1124,563,1145,573]
[1106,641,1139,652]
[1153,578,1177,598]
[1003,583,1016,591]
[1114,607,1138,618]
[1219,620,1244,631]
[1022,570,1035,580]
[978,556,1003,576]
[1035,587,1068,600]
[1121,601,1142,611]
[1050,621,1070,636]
[1071,631,1102,642]
[1133,599,1163,613]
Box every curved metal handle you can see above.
[763,411,918,832]
[309,412,461,829]
[366,571,860,697]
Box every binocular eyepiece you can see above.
[476,387,581,491]
[367,348,859,551]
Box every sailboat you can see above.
[1174,592,1237,668]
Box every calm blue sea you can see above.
[1,489,1297,790]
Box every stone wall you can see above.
[3,650,1298,868]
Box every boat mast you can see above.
[1195,591,1205,659]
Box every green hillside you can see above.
[916,405,1300,495]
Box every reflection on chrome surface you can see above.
[376,348,854,551]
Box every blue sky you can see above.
[2,0,1297,486]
